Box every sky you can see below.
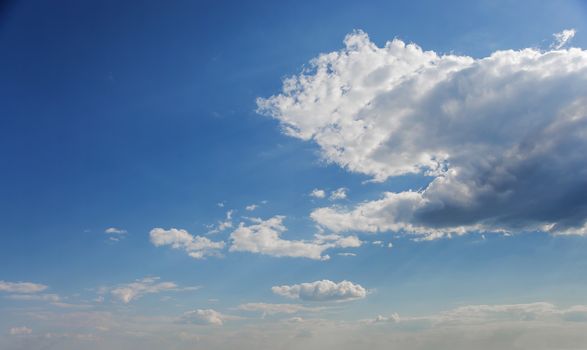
[1,0,587,349]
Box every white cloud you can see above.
[0,281,47,294]
[272,280,367,302]
[207,210,234,234]
[180,309,228,326]
[110,277,197,304]
[329,188,348,200]
[337,252,356,257]
[238,303,324,315]
[259,30,587,238]
[310,189,326,198]
[9,326,32,335]
[229,216,361,260]
[552,28,576,49]
[150,227,225,259]
[104,227,127,235]
[246,204,258,211]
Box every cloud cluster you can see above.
[258,30,587,238]
[150,227,225,259]
[272,279,367,302]
[229,216,361,260]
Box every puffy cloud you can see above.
[9,326,32,335]
[246,204,258,211]
[272,280,367,302]
[238,303,324,315]
[150,227,225,259]
[259,30,587,238]
[180,309,227,326]
[552,28,576,49]
[329,188,348,201]
[110,277,197,304]
[0,281,48,294]
[228,216,361,260]
[310,189,326,198]
[104,227,127,235]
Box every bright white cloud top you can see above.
[272,279,367,301]
[258,30,587,239]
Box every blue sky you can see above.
[2,1,587,349]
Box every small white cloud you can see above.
[329,188,348,201]
[104,227,127,235]
[387,242,393,248]
[310,189,326,199]
[245,204,258,211]
[337,252,357,257]
[150,227,225,259]
[217,202,225,208]
[552,28,576,49]
[0,281,47,294]
[180,309,227,326]
[9,326,32,335]
[207,210,234,234]
[272,280,367,302]
[229,216,360,260]
[109,277,198,304]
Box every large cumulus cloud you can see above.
[258,30,587,238]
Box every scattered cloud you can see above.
[259,30,587,239]
[207,210,234,234]
[109,277,198,304]
[329,188,348,201]
[310,189,326,199]
[238,302,324,315]
[272,280,367,302]
[150,227,225,259]
[552,28,576,49]
[0,281,48,294]
[337,252,356,257]
[246,204,258,211]
[9,326,32,335]
[229,216,361,260]
[104,227,127,235]
[180,309,232,326]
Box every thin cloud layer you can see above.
[272,279,367,302]
[238,302,324,315]
[229,216,361,260]
[370,302,587,326]
[0,281,48,294]
[258,30,587,238]
[109,277,197,304]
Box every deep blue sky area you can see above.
[1,2,587,348]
